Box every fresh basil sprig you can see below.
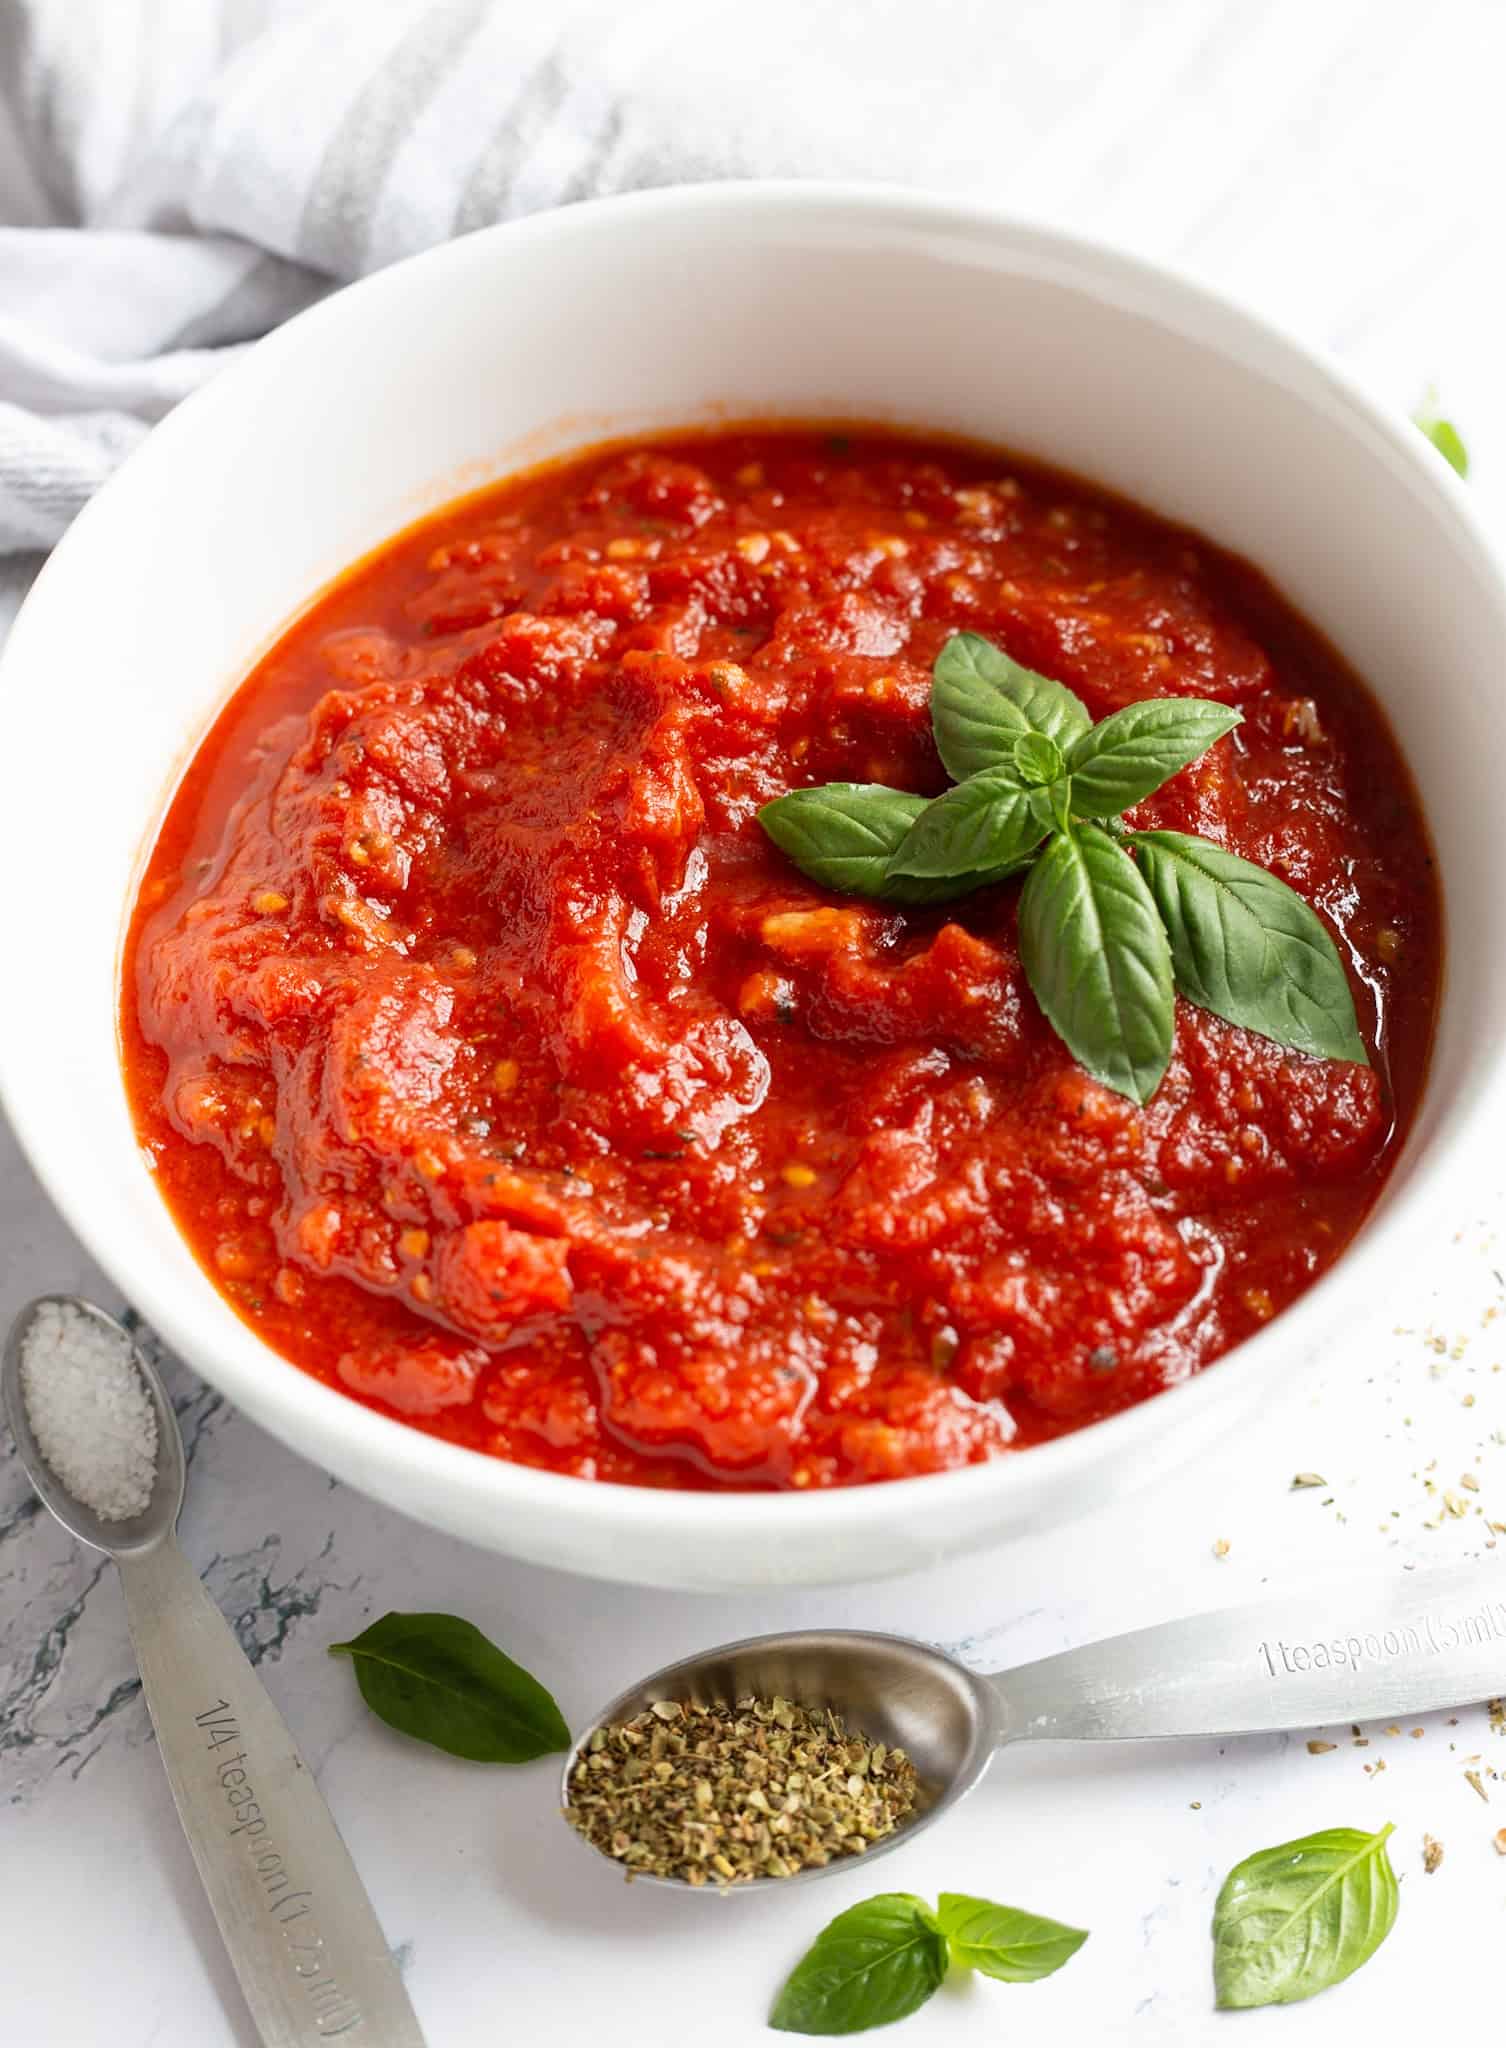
[771,1888,1086,2036]
[329,1610,569,1763]
[1212,1823,1398,2009]
[758,630,1368,1104]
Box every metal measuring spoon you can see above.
[3,1297,426,2046]
[563,1558,1506,1891]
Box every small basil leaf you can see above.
[1413,394,1469,478]
[1019,823,1174,1104]
[1065,697,1241,818]
[935,1894,1089,1983]
[1128,829,1368,1064]
[770,1893,948,2037]
[887,766,1051,880]
[329,1611,569,1763]
[1213,1823,1398,2009]
[759,783,1028,905]
[930,632,1091,780]
[1012,730,1063,787]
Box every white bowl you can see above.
[2,184,1502,1590]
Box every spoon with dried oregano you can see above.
[565,1693,918,1886]
[563,1571,1506,1893]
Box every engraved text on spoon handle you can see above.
[989,1560,1506,1744]
[119,1537,427,2047]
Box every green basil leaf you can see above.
[771,1893,948,2037]
[1128,829,1368,1064]
[759,784,929,899]
[1018,822,1174,1104]
[1012,731,1063,787]
[1065,697,1241,817]
[935,1894,1088,1983]
[887,766,1051,880]
[930,632,1091,780]
[759,783,1026,904]
[1413,395,1469,478]
[329,1611,569,1762]
[1213,1823,1398,2009]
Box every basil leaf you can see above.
[759,784,928,899]
[930,632,1091,779]
[759,783,1026,904]
[1065,698,1241,818]
[935,1894,1088,1983]
[329,1611,569,1763]
[1019,823,1174,1104]
[1213,1823,1398,2009]
[1128,829,1368,1064]
[771,1893,948,2037]
[1012,731,1063,787]
[887,766,1050,880]
[1413,396,1469,478]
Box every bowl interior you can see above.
[3,185,1505,1587]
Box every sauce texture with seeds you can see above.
[122,429,1439,1489]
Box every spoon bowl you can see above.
[1,1295,183,1556]
[560,1628,1001,1891]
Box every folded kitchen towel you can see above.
[0,0,1042,561]
[0,0,1467,588]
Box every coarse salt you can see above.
[20,1302,158,1521]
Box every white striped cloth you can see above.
[0,0,1495,595]
[0,0,1045,558]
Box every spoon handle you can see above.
[118,1536,426,2047]
[990,1558,1506,1744]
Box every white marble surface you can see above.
[7,4,1506,2041]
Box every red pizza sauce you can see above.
[122,429,1439,1490]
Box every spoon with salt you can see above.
[2,1295,426,2047]
[563,1566,1506,1891]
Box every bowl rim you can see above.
[1,176,1499,1552]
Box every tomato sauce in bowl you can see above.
[122,429,1439,1491]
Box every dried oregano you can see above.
[564,1694,920,1884]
